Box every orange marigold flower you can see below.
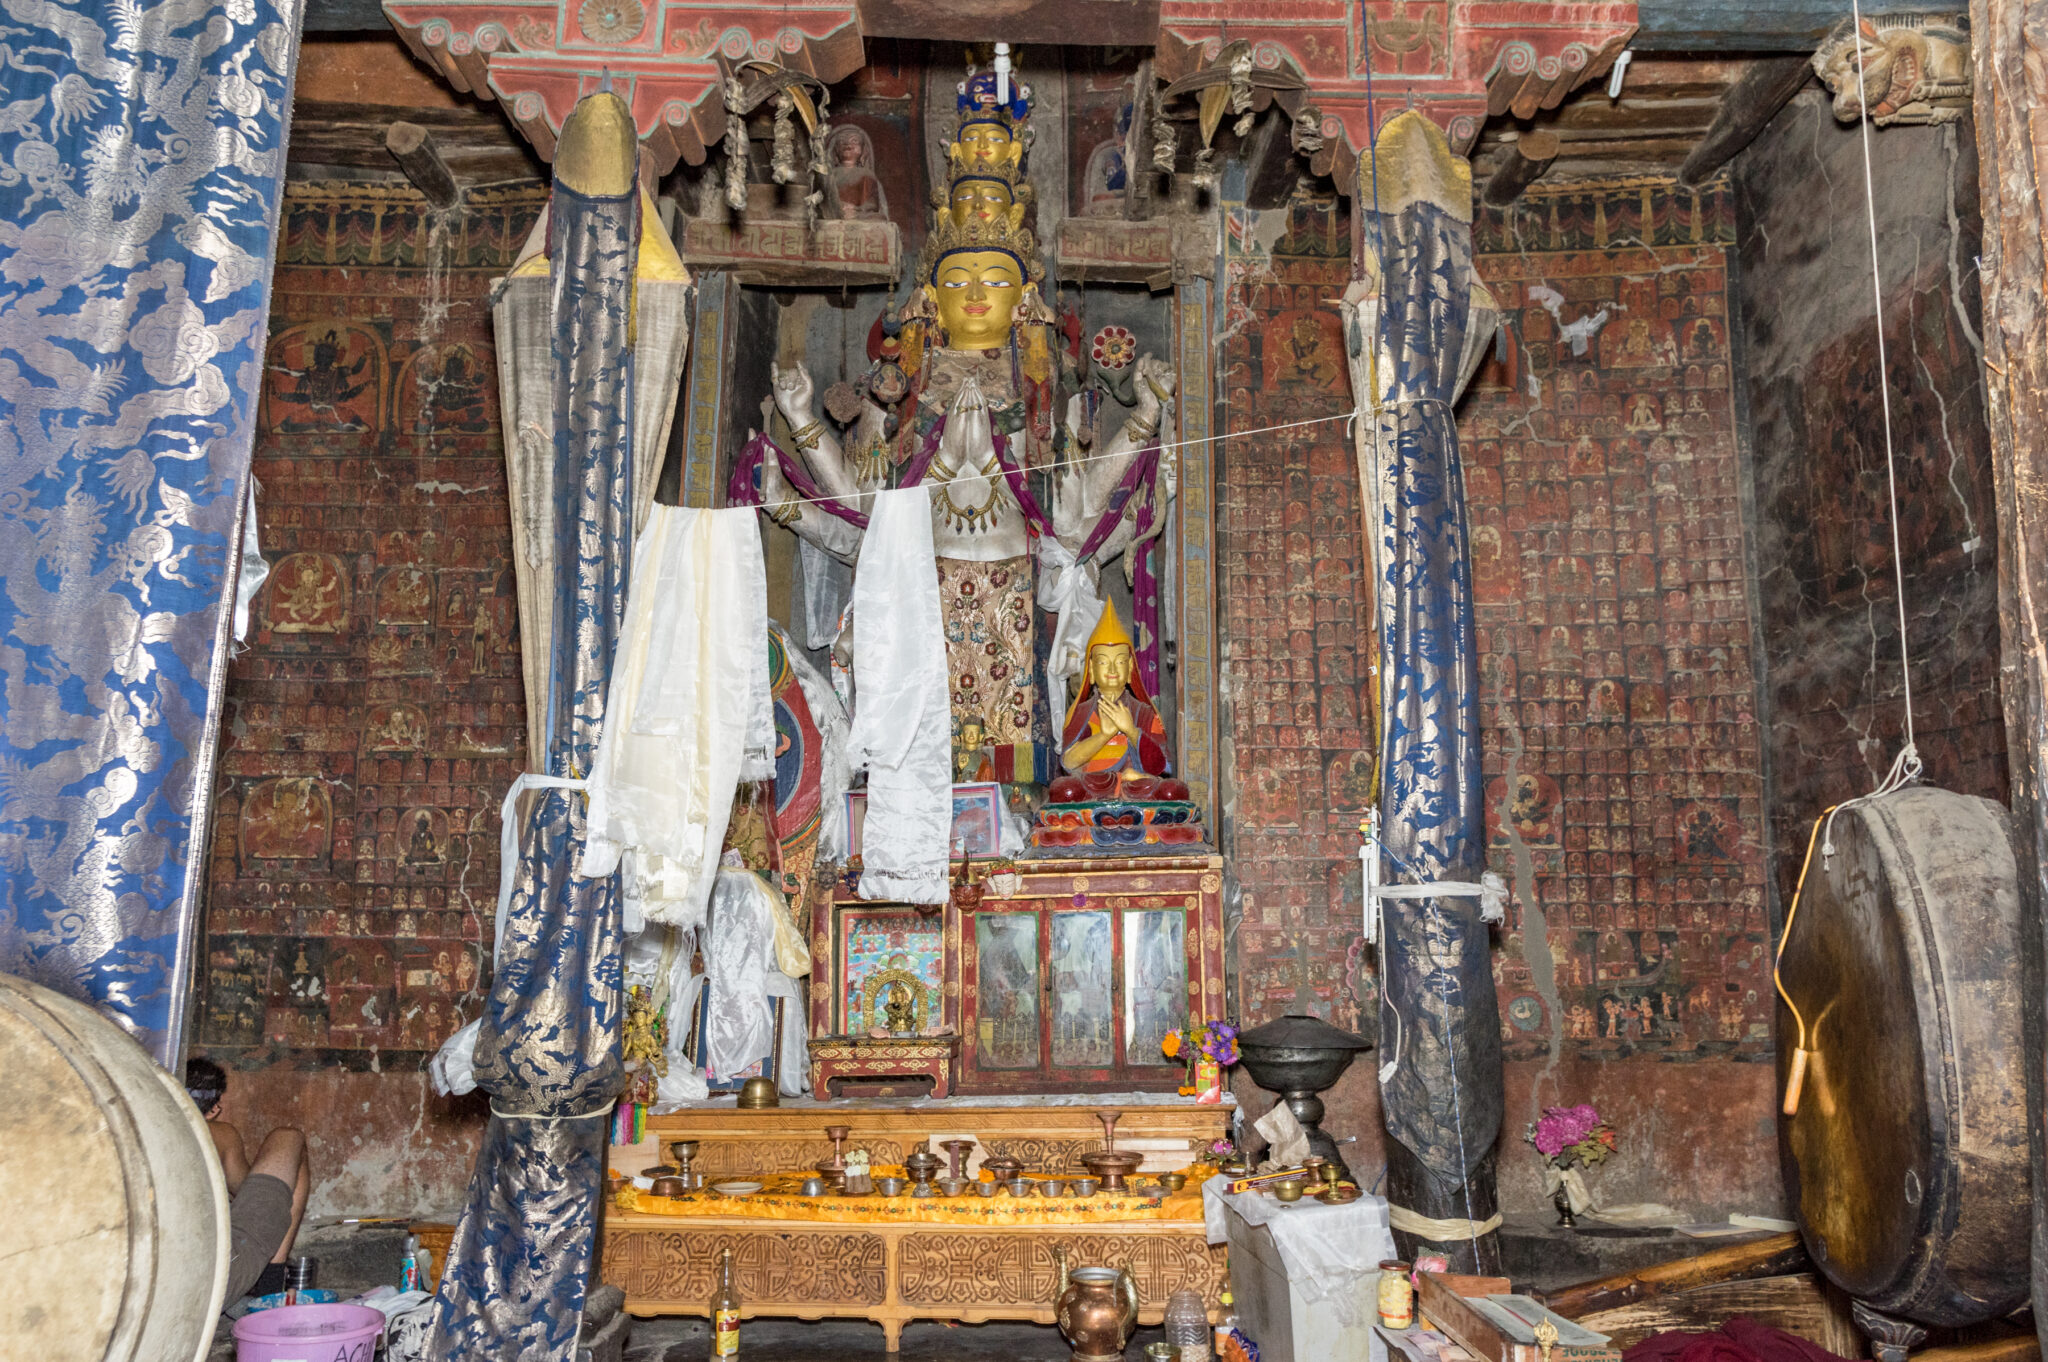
[1162,1031,1183,1058]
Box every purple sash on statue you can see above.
[731,418,1167,693]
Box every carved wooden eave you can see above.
[678,216,901,284]
[380,0,865,174]
[1054,215,1217,287]
[1154,1,1637,187]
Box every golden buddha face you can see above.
[949,177,1014,225]
[1088,642,1133,701]
[956,120,1017,171]
[928,249,1024,351]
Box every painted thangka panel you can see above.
[198,183,547,1063]
[0,0,305,1062]
[837,908,945,1036]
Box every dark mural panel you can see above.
[1733,92,2005,909]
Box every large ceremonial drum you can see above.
[0,973,229,1362]
[1776,787,2029,1326]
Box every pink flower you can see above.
[1531,1104,1603,1157]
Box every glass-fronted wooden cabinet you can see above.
[954,856,1224,1094]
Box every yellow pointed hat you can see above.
[1085,599,1133,656]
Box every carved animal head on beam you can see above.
[1810,13,1972,127]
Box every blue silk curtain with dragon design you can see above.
[0,0,303,1063]
[427,171,633,1357]
[1363,113,1504,1269]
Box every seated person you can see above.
[184,1056,312,1301]
[1060,601,1168,795]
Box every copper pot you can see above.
[1053,1249,1139,1362]
[649,1175,688,1197]
[982,1154,1024,1183]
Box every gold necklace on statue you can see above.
[930,455,1005,533]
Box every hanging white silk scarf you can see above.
[848,487,951,904]
[582,505,770,930]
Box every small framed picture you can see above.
[844,790,866,859]
[949,782,1002,857]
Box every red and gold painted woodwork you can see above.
[809,1034,962,1098]
[807,856,1225,1097]
[380,0,863,173]
[953,855,1226,1096]
[1154,1,1637,183]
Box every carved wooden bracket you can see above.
[1154,0,1637,186]
[380,0,864,174]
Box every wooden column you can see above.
[1970,0,2048,1351]
[1481,129,1558,206]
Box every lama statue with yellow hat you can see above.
[1061,600,1169,789]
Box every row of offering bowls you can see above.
[789,1171,1192,1199]
[648,1112,1173,1200]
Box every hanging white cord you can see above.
[1848,0,1922,781]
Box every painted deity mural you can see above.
[1221,177,1774,1207]
[198,183,546,1061]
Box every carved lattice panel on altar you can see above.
[954,855,1224,1094]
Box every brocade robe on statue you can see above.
[901,348,1047,751]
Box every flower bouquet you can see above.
[1526,1103,1616,1225]
[1164,1019,1238,1104]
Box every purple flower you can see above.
[1531,1104,1603,1158]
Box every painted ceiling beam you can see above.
[854,0,1160,44]
[1634,0,1933,52]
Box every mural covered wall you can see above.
[1220,178,1781,1217]
[197,181,546,1215]
[1732,92,2005,908]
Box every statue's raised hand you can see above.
[771,361,816,426]
[1133,355,1178,422]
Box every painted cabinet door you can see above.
[953,856,1222,1094]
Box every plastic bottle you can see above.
[1214,1283,1238,1359]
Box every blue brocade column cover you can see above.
[0,0,304,1064]
[427,96,636,1360]
[1358,112,1505,1272]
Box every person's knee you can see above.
[252,1126,308,1181]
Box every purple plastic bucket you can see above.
[232,1303,384,1362]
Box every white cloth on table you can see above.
[1203,1175,1396,1327]
[848,486,951,904]
[581,505,769,930]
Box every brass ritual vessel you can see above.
[939,1138,977,1181]
[660,1139,702,1191]
[1081,1111,1142,1192]
[815,1124,851,1190]
[736,1076,778,1108]
[904,1147,943,1196]
[1054,1247,1140,1362]
[981,1154,1024,1184]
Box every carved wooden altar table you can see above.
[600,1096,1230,1350]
